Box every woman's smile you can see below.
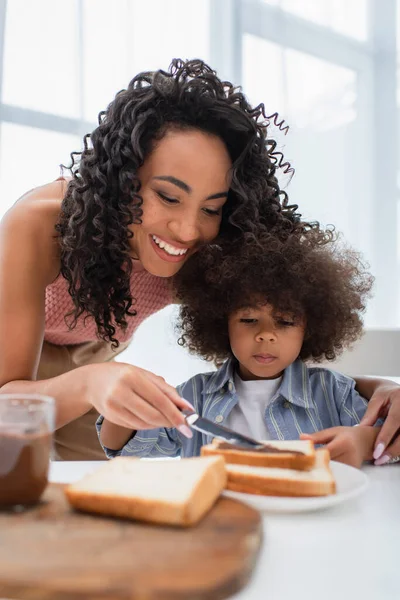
[150,234,190,263]
[129,129,232,277]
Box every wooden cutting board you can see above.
[0,483,262,600]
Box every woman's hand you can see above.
[359,383,400,464]
[82,362,194,437]
[301,425,379,469]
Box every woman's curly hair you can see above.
[174,230,374,364]
[56,57,325,347]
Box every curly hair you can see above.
[174,230,374,364]
[55,58,323,347]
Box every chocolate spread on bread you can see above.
[217,442,305,455]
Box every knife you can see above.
[180,409,265,449]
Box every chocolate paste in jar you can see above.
[0,430,52,507]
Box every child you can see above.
[97,229,387,469]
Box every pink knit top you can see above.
[44,270,173,345]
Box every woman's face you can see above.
[130,129,232,277]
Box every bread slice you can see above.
[226,449,335,497]
[201,439,316,471]
[65,456,227,527]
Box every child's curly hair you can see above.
[174,230,374,364]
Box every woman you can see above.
[0,59,398,460]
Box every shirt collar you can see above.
[279,359,313,408]
[202,358,236,394]
[202,357,313,409]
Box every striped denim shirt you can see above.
[96,358,369,459]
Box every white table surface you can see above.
[50,461,400,600]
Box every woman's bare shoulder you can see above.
[0,179,69,284]
[1,178,72,235]
[8,178,67,217]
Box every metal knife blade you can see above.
[181,409,264,449]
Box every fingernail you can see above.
[373,443,385,460]
[374,454,390,466]
[178,397,195,411]
[178,424,193,439]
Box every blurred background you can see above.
[0,0,399,382]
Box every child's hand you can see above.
[300,426,380,469]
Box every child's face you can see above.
[228,304,305,380]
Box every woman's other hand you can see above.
[359,383,400,464]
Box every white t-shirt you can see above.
[224,372,283,441]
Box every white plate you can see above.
[223,461,369,513]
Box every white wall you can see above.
[115,305,215,387]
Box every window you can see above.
[243,34,362,248]
[261,0,368,41]
[0,0,210,213]
[240,0,398,328]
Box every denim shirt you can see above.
[96,358,369,459]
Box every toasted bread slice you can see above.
[65,456,227,527]
[226,449,335,497]
[201,439,316,471]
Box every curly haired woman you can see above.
[99,231,390,469]
[1,59,398,460]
